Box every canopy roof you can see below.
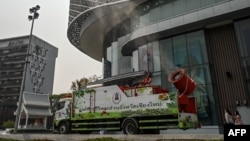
[88,71,148,86]
[22,91,52,116]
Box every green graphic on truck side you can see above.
[71,92,178,120]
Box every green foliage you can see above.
[0,138,17,141]
[2,120,15,128]
[49,93,71,100]
[71,77,89,91]
[73,89,95,98]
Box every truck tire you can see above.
[58,122,69,134]
[122,118,139,134]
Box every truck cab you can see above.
[54,98,72,133]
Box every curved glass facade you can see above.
[132,0,228,30]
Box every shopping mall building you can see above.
[67,0,250,133]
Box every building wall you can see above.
[0,35,58,127]
[24,36,58,94]
[206,23,247,125]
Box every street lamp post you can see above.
[14,5,40,134]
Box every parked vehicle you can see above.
[53,68,199,134]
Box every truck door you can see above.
[55,100,70,120]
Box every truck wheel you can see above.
[58,122,69,134]
[122,118,139,134]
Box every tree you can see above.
[70,75,102,91]
[88,74,102,83]
[70,77,89,91]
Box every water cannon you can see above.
[168,68,197,113]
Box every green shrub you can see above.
[0,138,17,141]
[2,120,15,129]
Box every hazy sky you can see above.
[0,0,102,94]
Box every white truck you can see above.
[53,69,199,134]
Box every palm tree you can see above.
[70,77,89,91]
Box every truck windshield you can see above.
[57,101,65,110]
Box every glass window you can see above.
[132,50,139,72]
[147,43,154,73]
[187,0,201,11]
[216,0,227,2]
[159,38,175,71]
[159,30,214,125]
[190,65,207,85]
[173,35,188,68]
[139,44,154,72]
[118,57,132,74]
[173,0,186,16]
[140,13,150,26]
[150,6,161,23]
[151,72,161,86]
[242,58,250,79]
[152,41,161,72]
[235,18,250,98]
[205,84,218,125]
[161,2,174,19]
[111,43,119,76]
[192,83,209,118]
[112,43,118,61]
[243,28,250,56]
[235,22,250,57]
[57,101,65,110]
[104,46,112,78]
[201,0,215,7]
[159,38,174,89]
[186,31,208,65]
[139,45,148,71]
[132,0,228,30]
[107,47,112,62]
[131,13,140,30]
